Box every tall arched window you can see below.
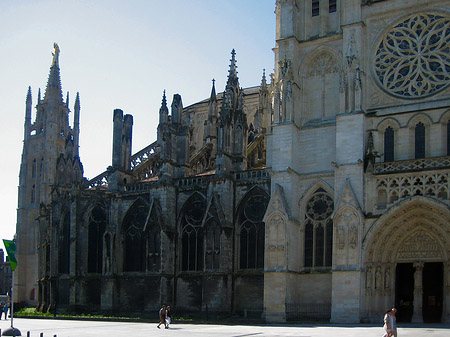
[238,190,269,269]
[415,122,425,159]
[88,207,106,273]
[384,127,394,162]
[304,188,333,268]
[59,211,70,274]
[181,195,206,271]
[31,185,36,204]
[146,208,161,272]
[122,200,148,272]
[31,159,36,178]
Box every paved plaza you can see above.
[0,319,449,337]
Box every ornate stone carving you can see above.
[307,51,340,77]
[349,223,358,248]
[397,231,441,260]
[375,266,382,289]
[374,12,450,98]
[337,224,345,249]
[375,170,449,208]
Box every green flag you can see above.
[3,239,17,271]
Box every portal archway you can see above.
[363,197,450,323]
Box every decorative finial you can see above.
[52,42,60,66]
[210,79,217,101]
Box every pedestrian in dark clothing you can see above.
[157,305,166,329]
[2,303,8,320]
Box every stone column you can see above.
[412,262,424,323]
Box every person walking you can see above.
[165,306,171,329]
[2,303,8,320]
[382,309,394,337]
[157,305,167,329]
[391,308,397,337]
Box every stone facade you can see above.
[16,0,450,324]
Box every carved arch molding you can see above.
[365,201,450,264]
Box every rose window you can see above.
[374,12,450,98]
[305,189,333,222]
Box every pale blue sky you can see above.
[0,0,276,241]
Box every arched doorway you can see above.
[363,197,450,323]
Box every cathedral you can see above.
[15,0,450,323]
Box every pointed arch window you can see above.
[146,208,161,272]
[88,207,106,273]
[32,159,37,178]
[59,211,70,274]
[31,185,36,204]
[384,127,394,162]
[181,195,206,271]
[238,191,269,269]
[415,122,425,159]
[304,188,333,268]
[122,200,149,272]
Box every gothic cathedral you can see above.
[16,1,450,323]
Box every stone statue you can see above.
[52,42,60,66]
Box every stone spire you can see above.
[223,49,241,111]
[256,69,269,133]
[204,79,218,144]
[43,43,63,103]
[159,90,169,124]
[73,92,80,156]
[24,86,32,139]
[210,78,217,102]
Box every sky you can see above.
[0,0,276,241]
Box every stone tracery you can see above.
[374,12,450,98]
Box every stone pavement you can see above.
[0,318,449,337]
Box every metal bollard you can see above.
[40,333,44,337]
[27,332,30,337]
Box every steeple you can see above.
[43,43,63,103]
[24,86,32,139]
[223,49,241,111]
[256,69,269,133]
[210,79,217,102]
[73,92,80,156]
[159,90,169,124]
[228,49,238,84]
[204,79,218,144]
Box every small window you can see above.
[415,122,425,159]
[329,0,337,13]
[312,0,320,17]
[384,127,394,162]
